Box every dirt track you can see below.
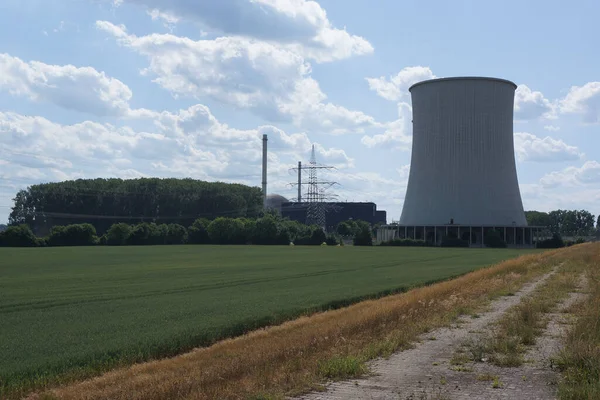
[294,267,584,400]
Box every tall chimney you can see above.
[297,161,302,203]
[262,134,268,208]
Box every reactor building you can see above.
[378,76,541,247]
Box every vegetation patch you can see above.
[555,255,600,400]
[0,245,542,399]
[478,263,581,367]
[28,247,580,400]
[317,356,367,379]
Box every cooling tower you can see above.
[399,77,527,226]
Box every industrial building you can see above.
[279,201,387,232]
[261,136,387,231]
[378,76,541,247]
[266,195,386,231]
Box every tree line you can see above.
[8,178,263,236]
[0,212,377,248]
[525,209,599,237]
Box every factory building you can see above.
[278,201,387,232]
[378,76,542,247]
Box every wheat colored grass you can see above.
[32,246,594,400]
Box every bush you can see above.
[252,215,279,245]
[484,229,507,248]
[294,226,327,245]
[105,223,132,246]
[441,236,469,247]
[353,222,373,246]
[187,219,210,244]
[207,217,247,244]
[336,221,356,237]
[310,226,327,245]
[127,222,158,245]
[47,223,98,246]
[325,234,339,246]
[166,224,187,245]
[379,238,428,247]
[0,224,39,247]
[537,233,564,249]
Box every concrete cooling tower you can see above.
[400,77,527,227]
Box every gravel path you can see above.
[293,267,584,400]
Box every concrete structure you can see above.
[262,134,268,208]
[392,77,536,247]
[376,224,544,247]
[265,194,289,214]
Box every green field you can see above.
[0,245,540,395]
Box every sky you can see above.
[0,0,599,224]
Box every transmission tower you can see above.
[290,145,339,229]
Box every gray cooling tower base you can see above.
[376,224,545,248]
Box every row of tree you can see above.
[8,178,264,236]
[525,210,599,237]
[0,213,376,247]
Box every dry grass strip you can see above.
[31,246,592,400]
[555,244,600,399]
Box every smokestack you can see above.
[297,161,302,203]
[262,134,268,208]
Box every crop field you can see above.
[0,245,541,396]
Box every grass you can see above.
[31,246,578,400]
[317,356,367,379]
[482,260,582,367]
[555,247,600,400]
[0,245,540,398]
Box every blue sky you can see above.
[1,0,599,224]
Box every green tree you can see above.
[187,219,210,244]
[353,221,373,246]
[165,224,188,244]
[525,211,551,227]
[336,221,356,237]
[252,215,279,245]
[207,218,246,244]
[47,223,98,246]
[8,178,263,235]
[574,210,595,235]
[105,223,132,245]
[0,224,39,247]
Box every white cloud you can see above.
[0,102,355,194]
[514,84,556,120]
[112,0,373,62]
[544,125,560,131]
[0,53,146,118]
[539,161,600,188]
[514,132,583,163]
[559,82,600,124]
[520,182,600,213]
[280,77,380,134]
[97,21,378,133]
[361,102,412,149]
[147,9,179,31]
[366,66,436,101]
